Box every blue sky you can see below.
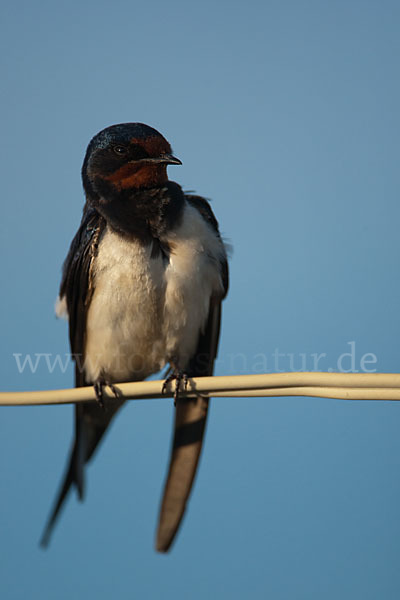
[1,1,400,598]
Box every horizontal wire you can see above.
[1,372,400,406]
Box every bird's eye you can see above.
[113,145,127,155]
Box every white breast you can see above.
[162,203,225,366]
[80,201,225,384]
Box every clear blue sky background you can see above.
[1,1,400,598]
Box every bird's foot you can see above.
[162,370,189,405]
[93,377,122,409]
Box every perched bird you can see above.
[40,123,228,552]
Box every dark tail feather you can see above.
[155,298,222,552]
[40,409,87,548]
[156,394,209,552]
[40,398,123,548]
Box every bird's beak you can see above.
[158,153,182,166]
[140,153,182,166]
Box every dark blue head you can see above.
[82,123,181,196]
[87,123,166,151]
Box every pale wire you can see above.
[2,372,400,406]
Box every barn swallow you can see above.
[40,123,228,552]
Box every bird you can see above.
[40,122,229,552]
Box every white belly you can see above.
[83,203,225,384]
[84,230,166,382]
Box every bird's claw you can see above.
[94,378,122,409]
[162,370,189,405]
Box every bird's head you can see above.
[82,123,181,198]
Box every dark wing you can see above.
[156,194,229,552]
[40,205,123,547]
[184,194,229,299]
[58,202,104,384]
